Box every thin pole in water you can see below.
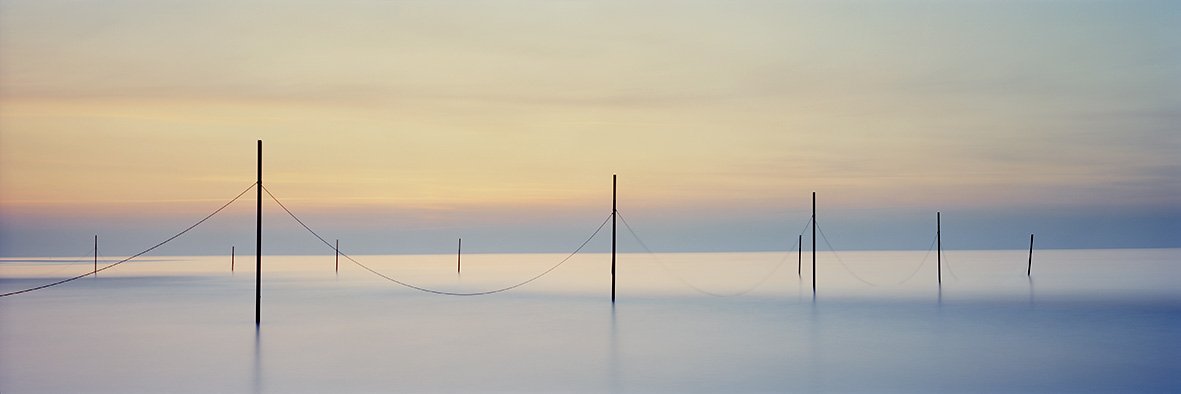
[611,174,617,304]
[335,239,340,274]
[1027,233,1034,276]
[255,140,263,327]
[232,246,235,273]
[812,192,816,294]
[93,235,98,278]
[798,234,802,278]
[457,238,462,274]
[937,212,942,287]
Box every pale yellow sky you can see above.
[1,1,1177,253]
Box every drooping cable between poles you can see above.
[814,222,879,287]
[939,245,961,281]
[0,183,256,298]
[264,186,611,296]
[617,211,811,297]
[894,234,938,285]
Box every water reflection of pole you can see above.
[253,328,263,394]
[807,295,822,391]
[609,305,620,392]
[1027,276,1035,307]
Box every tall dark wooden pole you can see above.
[611,174,617,304]
[811,192,816,294]
[1027,233,1034,276]
[232,246,235,273]
[93,235,98,278]
[797,234,802,278]
[457,238,462,274]
[335,239,340,274]
[937,212,942,286]
[255,140,263,327]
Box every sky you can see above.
[1,0,1178,257]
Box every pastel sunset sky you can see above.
[1,1,1177,256]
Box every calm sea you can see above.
[2,249,1178,393]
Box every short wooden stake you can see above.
[1027,233,1034,276]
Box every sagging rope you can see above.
[617,211,811,297]
[264,186,611,296]
[894,234,937,285]
[815,223,948,287]
[814,222,879,287]
[0,183,256,298]
[939,247,961,282]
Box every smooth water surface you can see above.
[2,249,1179,393]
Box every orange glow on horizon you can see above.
[2,1,1177,229]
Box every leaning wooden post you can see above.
[937,212,942,286]
[93,235,98,278]
[255,140,263,327]
[1027,233,1034,276]
[812,192,816,294]
[457,238,462,274]
[335,239,340,274]
[611,174,617,304]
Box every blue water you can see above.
[1,249,1178,393]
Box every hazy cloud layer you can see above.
[2,1,1177,255]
